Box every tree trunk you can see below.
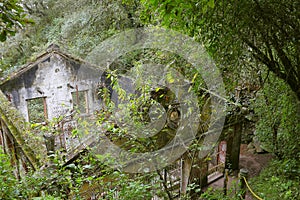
[225,119,242,174]
[231,121,242,171]
[0,90,40,170]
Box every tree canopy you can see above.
[141,0,300,100]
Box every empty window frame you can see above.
[72,90,88,114]
[27,97,48,123]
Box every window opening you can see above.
[72,88,88,114]
[27,97,47,123]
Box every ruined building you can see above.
[0,47,106,174]
[0,46,230,198]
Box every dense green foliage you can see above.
[0,0,141,76]
[0,0,32,76]
[0,0,31,42]
[250,160,300,199]
[0,0,299,199]
[255,74,300,160]
[141,0,300,100]
[0,147,166,199]
[0,148,18,199]
[141,1,300,198]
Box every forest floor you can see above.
[206,144,274,200]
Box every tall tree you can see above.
[141,0,300,100]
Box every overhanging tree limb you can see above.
[0,90,40,170]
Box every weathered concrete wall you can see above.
[0,53,102,122]
[0,51,106,156]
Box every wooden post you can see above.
[180,156,192,195]
[239,168,248,199]
[223,169,229,196]
[231,120,242,172]
[225,119,242,175]
[225,130,233,170]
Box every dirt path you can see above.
[206,144,273,200]
[239,144,273,177]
